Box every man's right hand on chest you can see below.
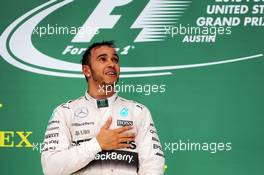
[96,117,135,150]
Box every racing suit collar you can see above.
[85,91,118,108]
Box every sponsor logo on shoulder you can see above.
[152,137,160,142]
[155,152,165,158]
[136,104,143,110]
[153,143,162,151]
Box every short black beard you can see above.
[90,66,119,86]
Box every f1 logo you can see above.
[72,0,133,42]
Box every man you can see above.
[41,41,165,175]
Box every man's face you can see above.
[87,45,120,86]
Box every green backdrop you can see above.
[1,0,264,174]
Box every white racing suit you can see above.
[41,92,165,175]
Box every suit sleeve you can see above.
[41,107,101,175]
[136,107,165,175]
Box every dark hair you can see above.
[81,40,115,66]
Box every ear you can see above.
[82,65,91,78]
